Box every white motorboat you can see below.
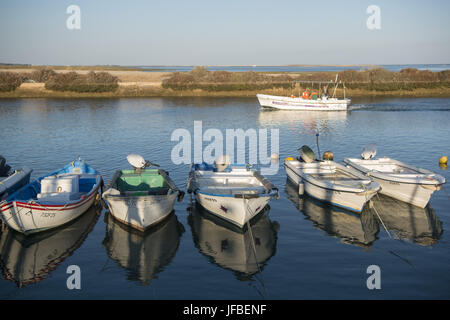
[187,158,279,228]
[257,78,351,111]
[257,94,351,111]
[284,146,380,213]
[344,145,446,208]
[102,154,184,231]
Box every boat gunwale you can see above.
[284,160,377,194]
[344,157,446,185]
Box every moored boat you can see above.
[344,145,446,208]
[0,158,102,234]
[102,154,184,231]
[284,146,380,213]
[187,158,279,228]
[0,156,32,201]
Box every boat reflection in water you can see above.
[371,195,443,246]
[102,211,184,285]
[188,204,278,280]
[0,204,101,287]
[257,109,348,135]
[285,180,443,247]
[285,179,379,248]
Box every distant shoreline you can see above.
[1,66,449,99]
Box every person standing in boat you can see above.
[302,88,310,99]
[321,85,329,99]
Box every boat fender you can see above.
[298,181,304,195]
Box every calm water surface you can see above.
[0,97,449,299]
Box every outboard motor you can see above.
[297,145,316,163]
[361,144,377,160]
[214,155,231,172]
[127,154,159,173]
[0,156,11,177]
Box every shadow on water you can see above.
[102,211,184,286]
[0,203,101,288]
[187,203,279,283]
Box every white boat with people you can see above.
[344,144,446,208]
[257,76,351,111]
[187,156,279,228]
[284,146,380,213]
[102,154,184,231]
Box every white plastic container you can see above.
[40,174,79,194]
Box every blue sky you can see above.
[0,0,449,65]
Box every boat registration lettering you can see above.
[41,212,56,218]
[204,197,217,202]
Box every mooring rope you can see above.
[244,198,269,298]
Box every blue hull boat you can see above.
[0,159,102,234]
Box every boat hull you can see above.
[103,193,178,231]
[257,94,350,111]
[285,163,376,213]
[343,157,445,208]
[195,191,270,228]
[368,176,436,208]
[0,184,100,234]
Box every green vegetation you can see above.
[0,71,23,92]
[162,66,450,92]
[162,66,293,91]
[45,71,118,92]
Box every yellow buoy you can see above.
[285,157,294,162]
[439,156,447,165]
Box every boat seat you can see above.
[202,186,265,195]
[120,187,170,196]
[36,192,84,203]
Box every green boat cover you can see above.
[115,169,170,195]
